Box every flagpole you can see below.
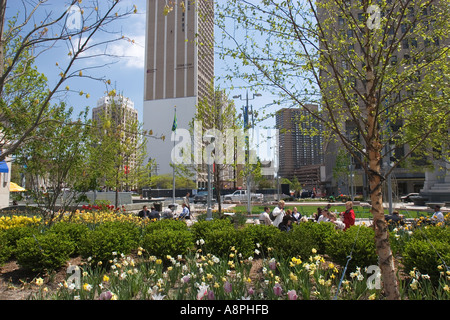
[172,106,177,208]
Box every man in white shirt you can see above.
[259,206,272,226]
[272,200,285,228]
[431,205,444,223]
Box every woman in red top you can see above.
[341,201,355,230]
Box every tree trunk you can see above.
[368,149,400,299]
[0,0,7,94]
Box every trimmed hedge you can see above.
[3,216,449,278]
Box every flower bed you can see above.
[0,210,449,300]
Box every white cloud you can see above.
[104,35,146,69]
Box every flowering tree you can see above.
[217,0,449,299]
[0,0,138,161]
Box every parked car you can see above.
[193,191,216,204]
[223,190,264,202]
[400,193,419,203]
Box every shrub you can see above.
[79,221,141,264]
[48,222,89,255]
[190,218,234,242]
[242,224,280,255]
[0,231,13,265]
[269,222,336,259]
[325,225,378,271]
[144,218,189,234]
[402,238,450,283]
[2,225,41,258]
[142,228,194,258]
[15,233,75,272]
[202,228,254,258]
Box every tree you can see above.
[217,0,449,299]
[192,85,239,215]
[90,92,146,208]
[16,103,92,222]
[0,0,139,161]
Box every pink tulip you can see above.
[224,281,232,293]
[287,290,298,300]
[273,283,282,296]
[269,261,277,270]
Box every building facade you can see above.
[317,0,447,198]
[276,105,324,189]
[143,0,214,176]
[92,95,139,177]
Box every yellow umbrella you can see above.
[10,182,26,192]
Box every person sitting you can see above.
[328,212,345,230]
[292,207,301,222]
[179,203,190,220]
[431,205,444,223]
[385,210,404,229]
[161,204,175,219]
[278,215,295,232]
[318,208,330,222]
[340,201,355,230]
[259,206,272,226]
[138,205,151,219]
[148,206,160,220]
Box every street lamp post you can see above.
[205,134,214,221]
[233,91,261,214]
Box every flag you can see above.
[172,107,177,131]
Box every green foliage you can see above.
[202,228,254,258]
[144,218,189,234]
[0,231,13,265]
[242,224,280,255]
[402,238,450,283]
[15,233,75,272]
[48,222,90,255]
[143,228,194,259]
[190,218,235,241]
[325,225,378,271]
[2,226,41,258]
[269,222,337,259]
[79,221,141,265]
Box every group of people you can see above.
[138,193,192,221]
[259,200,356,232]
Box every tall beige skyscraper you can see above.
[143,0,214,176]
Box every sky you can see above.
[5,0,279,158]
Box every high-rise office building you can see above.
[92,96,139,174]
[276,105,324,188]
[143,0,214,176]
[318,0,447,196]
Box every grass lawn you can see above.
[232,204,428,219]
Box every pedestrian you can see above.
[328,212,345,230]
[385,210,404,230]
[271,200,285,228]
[431,205,444,223]
[315,207,323,221]
[138,205,151,219]
[149,206,160,220]
[161,204,176,219]
[179,203,190,220]
[292,207,301,222]
[318,208,330,222]
[183,192,191,211]
[259,206,272,226]
[278,215,295,232]
[340,201,355,230]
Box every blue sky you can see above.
[5,0,278,140]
